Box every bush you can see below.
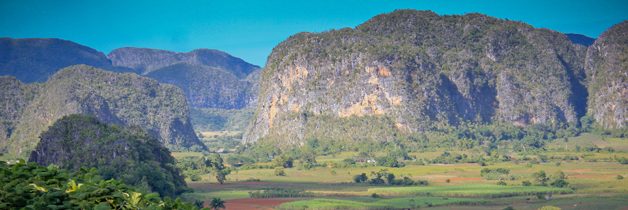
[375,156,405,167]
[497,180,507,186]
[617,175,624,180]
[190,174,202,182]
[273,155,294,168]
[274,168,286,176]
[353,173,368,183]
[522,180,532,186]
[481,168,511,180]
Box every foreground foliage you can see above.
[0,161,204,210]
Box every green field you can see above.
[175,133,628,209]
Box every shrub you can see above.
[533,170,549,186]
[190,174,202,182]
[354,173,368,183]
[375,156,405,167]
[481,168,511,180]
[274,168,286,176]
[617,175,624,180]
[273,155,294,168]
[522,180,532,186]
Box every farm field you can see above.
[177,134,628,209]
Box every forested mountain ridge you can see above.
[108,47,260,78]
[584,21,628,129]
[1,65,205,158]
[108,47,261,110]
[0,38,114,83]
[244,10,617,145]
[0,40,262,131]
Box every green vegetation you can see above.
[2,65,205,159]
[0,161,203,209]
[29,114,189,197]
[248,188,312,198]
[278,197,487,210]
[176,153,231,184]
[367,185,573,198]
[191,108,255,132]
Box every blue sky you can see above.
[1,0,627,66]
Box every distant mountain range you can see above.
[0,39,261,109]
[565,33,596,46]
[0,38,114,83]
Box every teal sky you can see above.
[1,0,627,66]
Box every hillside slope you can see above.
[245,10,590,145]
[108,47,261,110]
[3,65,205,157]
[29,114,187,197]
[0,77,39,147]
[584,21,628,129]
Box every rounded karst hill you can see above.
[29,114,187,197]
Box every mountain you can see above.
[584,21,627,129]
[108,47,260,78]
[0,77,40,146]
[0,39,261,132]
[244,10,590,144]
[108,47,261,109]
[566,33,596,46]
[29,114,187,197]
[1,65,205,158]
[0,38,113,83]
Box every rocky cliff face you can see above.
[245,10,589,144]
[585,21,627,129]
[3,65,205,157]
[0,77,39,148]
[108,47,261,110]
[0,38,113,83]
[29,114,187,197]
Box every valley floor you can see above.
[178,134,628,210]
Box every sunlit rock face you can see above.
[245,10,590,145]
[584,21,628,129]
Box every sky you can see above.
[1,0,627,66]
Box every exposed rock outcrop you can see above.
[4,65,205,157]
[245,10,590,145]
[585,21,628,129]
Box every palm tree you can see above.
[209,197,225,210]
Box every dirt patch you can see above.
[217,198,299,210]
